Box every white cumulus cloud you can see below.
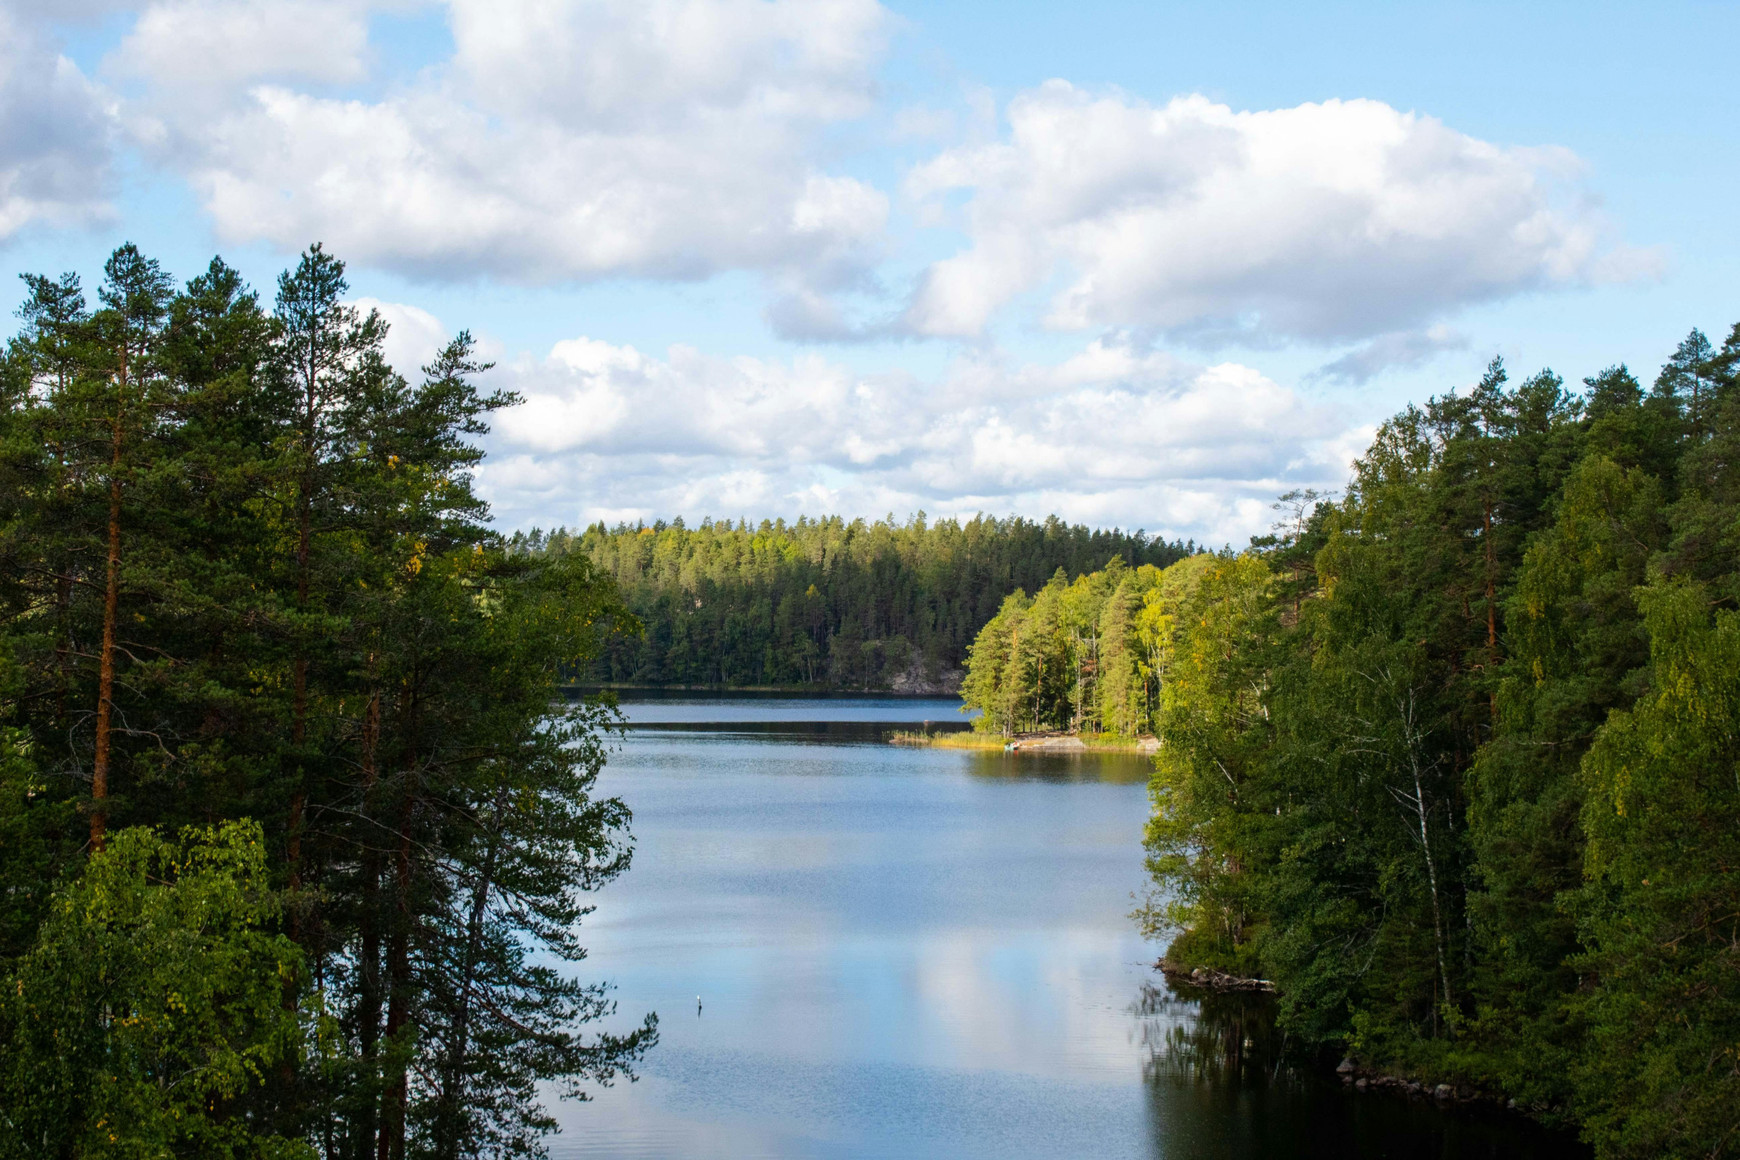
[0,8,114,242]
[349,296,453,381]
[112,0,371,95]
[451,324,1354,542]
[1312,324,1471,385]
[112,0,892,286]
[903,83,1660,343]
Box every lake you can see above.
[552,695,1586,1159]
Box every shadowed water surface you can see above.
[551,696,1584,1159]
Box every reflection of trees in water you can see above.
[1130,980,1594,1160]
[1132,981,1292,1089]
[962,751,1151,784]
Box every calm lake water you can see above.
[552,695,1585,1160]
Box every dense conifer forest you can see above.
[515,517,1192,690]
[959,335,1740,1158]
[0,245,652,1157]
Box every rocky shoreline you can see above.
[1158,958,1559,1121]
[893,729,1160,753]
[1336,1059,1482,1106]
[1156,959,1275,992]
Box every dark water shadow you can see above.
[1135,982,1590,1160]
[617,722,1154,787]
[621,719,970,743]
[962,749,1153,784]
[568,686,962,701]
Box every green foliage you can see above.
[0,821,311,1159]
[1139,554,1276,977]
[1123,329,1740,1157]
[1571,582,1740,1157]
[0,244,653,1159]
[959,554,1217,737]
[520,515,1192,689]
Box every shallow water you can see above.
[550,696,1584,1159]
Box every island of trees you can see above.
[954,553,1216,739]
[0,245,652,1157]
[958,336,1740,1159]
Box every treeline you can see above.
[958,554,1216,737]
[514,516,1194,689]
[0,245,651,1156]
[1131,335,1740,1158]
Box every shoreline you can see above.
[563,684,964,698]
[1155,957,1575,1129]
[1156,958,1275,992]
[891,730,1159,754]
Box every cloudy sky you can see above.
[5,1,1736,543]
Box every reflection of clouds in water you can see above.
[906,929,1162,1081]
[555,1045,1155,1159]
[568,713,1166,1155]
[638,929,1159,1081]
[661,828,867,877]
[557,705,1578,1158]
[549,1069,810,1160]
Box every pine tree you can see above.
[0,244,656,1157]
[85,246,176,850]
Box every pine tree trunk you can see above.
[381,696,416,1160]
[381,806,412,1160]
[287,402,313,933]
[91,353,127,853]
[1483,500,1497,658]
[435,776,511,1159]
[1484,499,1499,722]
[356,685,383,1159]
[380,903,408,1160]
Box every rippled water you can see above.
[549,696,1585,1159]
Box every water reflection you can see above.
[961,749,1152,784]
[551,697,1584,1160]
[1135,981,1589,1160]
[612,693,976,724]
[1136,983,1287,1090]
[621,719,965,742]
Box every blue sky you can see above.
[4,0,1735,543]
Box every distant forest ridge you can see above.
[510,514,1197,690]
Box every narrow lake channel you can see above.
[553,695,1585,1159]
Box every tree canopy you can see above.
[957,553,1218,738]
[1122,335,1740,1159]
[517,516,1192,690]
[0,245,653,1158]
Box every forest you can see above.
[1074,338,1734,1159]
[0,245,652,1157]
[956,553,1219,738]
[515,516,1192,690]
[4,238,1735,1160]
